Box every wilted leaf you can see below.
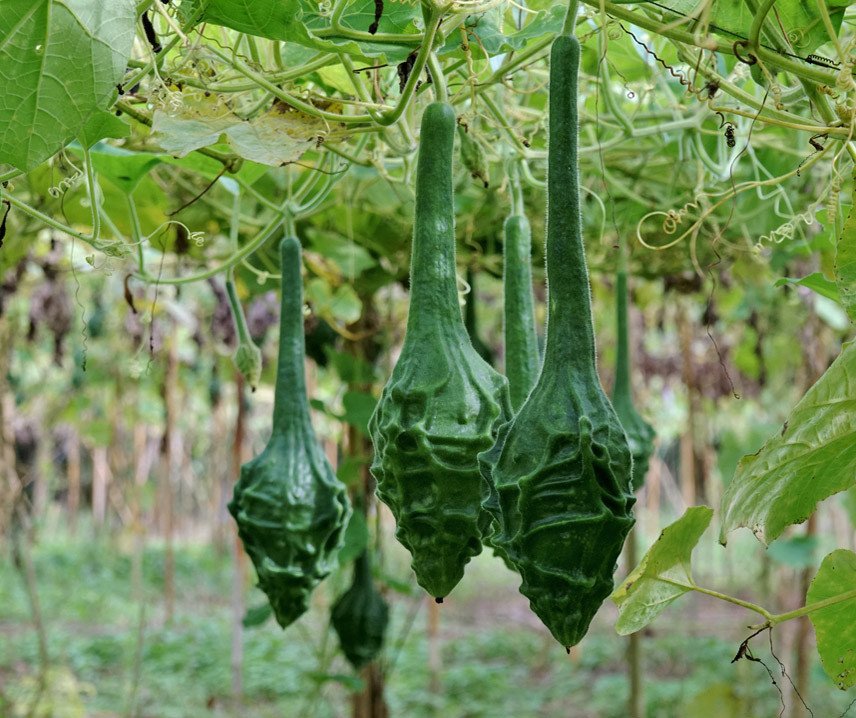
[152,103,322,166]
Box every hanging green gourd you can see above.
[612,244,655,490]
[478,35,635,650]
[465,266,494,365]
[369,102,512,601]
[331,550,390,669]
[502,166,540,411]
[229,237,351,629]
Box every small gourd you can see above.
[612,256,655,489]
[502,170,540,411]
[229,237,351,629]
[369,102,512,601]
[465,266,494,365]
[331,550,390,669]
[479,35,635,650]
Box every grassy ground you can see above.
[0,519,852,718]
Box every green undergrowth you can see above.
[0,526,853,718]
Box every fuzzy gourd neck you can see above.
[542,35,598,378]
[272,236,311,434]
[612,270,632,405]
[405,102,466,340]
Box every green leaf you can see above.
[720,341,856,545]
[807,549,856,690]
[836,183,856,322]
[682,682,745,717]
[611,506,714,635]
[775,273,842,303]
[841,487,856,527]
[309,672,365,692]
[78,111,130,148]
[342,391,377,435]
[338,511,369,565]
[307,231,377,278]
[766,536,818,569]
[242,601,273,627]
[0,0,136,171]
[651,0,847,57]
[180,0,419,60]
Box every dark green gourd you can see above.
[502,177,540,410]
[331,550,390,669]
[465,266,494,364]
[369,102,512,600]
[478,36,635,650]
[612,258,655,490]
[229,237,351,629]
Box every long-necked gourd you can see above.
[229,237,351,629]
[478,35,635,650]
[331,550,390,669]
[612,246,655,490]
[465,266,494,364]
[369,102,512,601]
[503,168,540,411]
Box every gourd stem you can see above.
[405,104,464,336]
[272,237,311,432]
[542,37,597,376]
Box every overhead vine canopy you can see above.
[0,0,852,314]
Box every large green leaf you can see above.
[807,549,856,689]
[180,0,419,60]
[720,341,856,545]
[774,273,842,304]
[612,506,714,635]
[651,0,847,57]
[0,0,136,171]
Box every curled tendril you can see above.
[606,22,623,41]
[637,201,701,250]
[786,28,806,46]
[732,40,757,66]
[757,204,818,245]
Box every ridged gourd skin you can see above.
[478,36,635,650]
[331,550,390,669]
[229,237,351,629]
[503,212,540,411]
[612,269,655,490]
[369,102,512,600]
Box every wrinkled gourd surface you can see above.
[612,268,655,489]
[369,102,512,600]
[331,550,390,669]
[479,36,635,650]
[229,237,351,629]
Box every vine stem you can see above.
[658,576,774,621]
[768,588,856,625]
[562,0,580,35]
[747,0,777,51]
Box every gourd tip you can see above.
[435,597,444,604]
[565,647,571,655]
